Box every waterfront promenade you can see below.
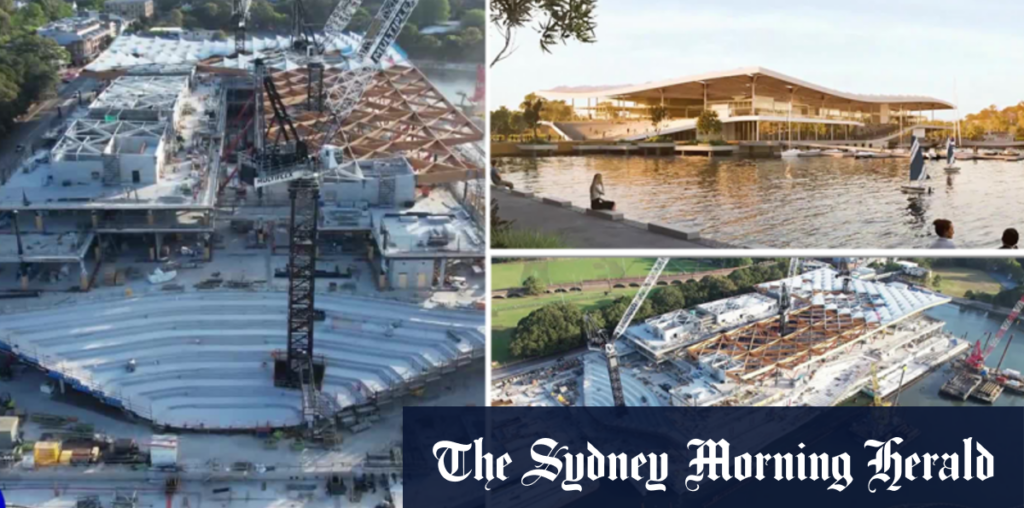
[492,188,737,249]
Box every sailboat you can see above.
[943,137,960,173]
[900,136,931,195]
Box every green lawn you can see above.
[491,288,639,365]
[491,258,714,290]
[931,267,1004,297]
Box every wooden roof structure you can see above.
[262,63,483,184]
[685,300,876,382]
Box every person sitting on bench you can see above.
[590,173,615,210]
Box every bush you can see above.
[523,276,546,296]
[509,303,585,358]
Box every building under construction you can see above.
[493,267,967,408]
[1,5,485,431]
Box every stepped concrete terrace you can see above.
[0,291,485,430]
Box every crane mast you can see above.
[587,257,669,407]
[231,0,253,55]
[247,0,419,426]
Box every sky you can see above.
[488,0,1024,119]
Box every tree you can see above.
[648,104,668,140]
[489,0,597,67]
[397,23,420,50]
[490,106,514,136]
[166,8,183,26]
[419,35,441,50]
[509,302,584,358]
[522,275,546,296]
[697,109,723,140]
[521,97,543,141]
[651,287,686,315]
[459,26,482,58]
[412,0,450,27]
[931,274,943,287]
[460,8,484,29]
[601,296,655,330]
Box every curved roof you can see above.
[538,66,954,110]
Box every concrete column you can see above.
[91,211,98,228]
[35,212,43,231]
[879,103,890,124]
[147,210,155,226]
[155,233,164,259]
[438,258,447,287]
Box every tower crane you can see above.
[231,0,253,55]
[584,258,670,407]
[965,293,1024,371]
[247,0,420,428]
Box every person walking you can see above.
[590,173,616,211]
[929,219,956,249]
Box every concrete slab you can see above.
[541,196,572,207]
[492,191,735,249]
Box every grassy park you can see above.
[491,258,715,290]
[930,267,1004,297]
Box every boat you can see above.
[943,137,960,173]
[855,151,888,159]
[823,149,846,157]
[1001,148,1019,156]
[796,149,822,157]
[901,136,931,195]
[981,149,1000,156]
[926,148,939,160]
[781,148,801,158]
[955,148,976,160]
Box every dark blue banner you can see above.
[403,407,1024,508]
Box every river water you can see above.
[498,155,1024,249]
[854,303,1024,407]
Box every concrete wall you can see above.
[118,153,158,184]
[387,258,433,289]
[322,174,415,207]
[49,159,104,185]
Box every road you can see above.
[492,346,588,382]
[0,76,97,184]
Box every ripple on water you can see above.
[499,155,1024,248]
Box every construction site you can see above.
[492,260,980,409]
[0,1,485,507]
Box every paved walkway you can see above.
[492,190,735,249]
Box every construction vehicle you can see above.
[964,292,1024,372]
[583,257,670,407]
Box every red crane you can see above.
[965,293,1024,371]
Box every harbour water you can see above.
[498,155,1024,248]
[857,303,1024,407]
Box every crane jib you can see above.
[357,0,401,58]
[370,0,417,64]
